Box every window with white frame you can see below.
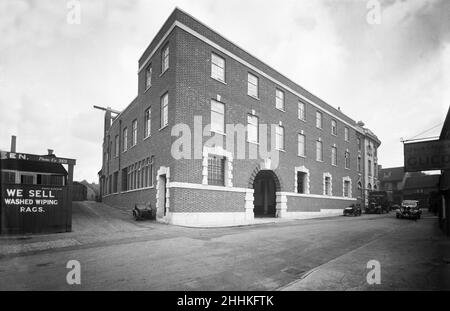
[211,53,225,82]
[161,44,169,73]
[331,120,337,135]
[316,140,323,161]
[344,127,349,141]
[275,125,284,150]
[114,135,119,157]
[275,89,285,110]
[331,146,337,166]
[160,93,168,128]
[297,171,307,194]
[144,107,151,138]
[132,119,137,146]
[298,133,305,157]
[298,101,305,120]
[145,65,152,89]
[345,151,350,169]
[122,127,128,152]
[343,177,352,197]
[247,114,258,143]
[211,99,225,133]
[316,111,322,129]
[207,155,225,186]
[247,73,258,98]
[294,166,310,194]
[323,173,332,196]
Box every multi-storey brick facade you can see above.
[98,8,381,226]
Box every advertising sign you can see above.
[404,139,450,172]
[1,184,69,234]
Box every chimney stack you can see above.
[10,135,16,152]
[48,149,54,156]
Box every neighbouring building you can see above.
[438,105,450,235]
[380,166,409,204]
[0,136,76,234]
[403,174,440,210]
[98,8,381,226]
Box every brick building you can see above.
[98,8,381,226]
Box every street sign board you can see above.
[404,139,450,172]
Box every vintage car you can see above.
[132,203,155,221]
[343,203,362,216]
[396,200,422,220]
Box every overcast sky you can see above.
[0,0,449,183]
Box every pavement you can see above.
[0,201,449,290]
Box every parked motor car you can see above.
[343,203,362,216]
[366,191,391,214]
[396,200,421,220]
[132,203,154,221]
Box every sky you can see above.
[0,0,449,183]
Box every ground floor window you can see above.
[208,155,225,186]
[297,172,306,194]
[1,171,15,183]
[323,173,332,196]
[343,177,352,198]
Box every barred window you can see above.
[208,155,225,186]
[211,53,225,82]
[248,73,258,97]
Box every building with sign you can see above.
[99,8,381,226]
[0,136,76,234]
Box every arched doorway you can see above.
[253,170,278,217]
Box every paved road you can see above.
[0,202,448,290]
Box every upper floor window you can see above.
[316,111,323,129]
[211,53,225,82]
[144,107,151,138]
[160,93,168,128]
[316,140,323,161]
[161,44,169,73]
[357,155,361,172]
[331,120,337,135]
[145,65,152,89]
[247,114,259,143]
[345,151,350,169]
[298,133,305,157]
[122,128,128,152]
[344,127,349,141]
[211,99,225,134]
[114,135,119,157]
[298,101,305,121]
[357,138,361,150]
[368,159,372,176]
[132,119,137,146]
[247,73,258,98]
[275,125,284,150]
[331,146,337,166]
[275,89,285,111]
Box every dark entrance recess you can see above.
[253,170,277,217]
